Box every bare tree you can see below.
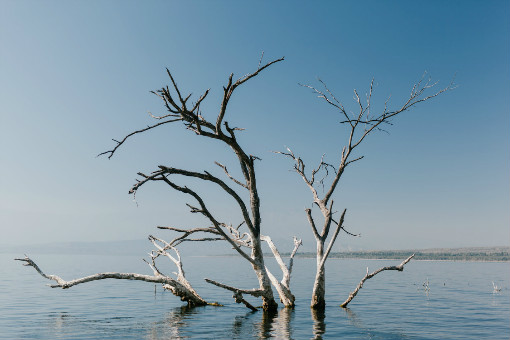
[16,56,303,311]
[277,75,454,309]
[103,56,299,310]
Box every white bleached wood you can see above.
[340,254,415,308]
[261,235,302,307]
[15,254,208,306]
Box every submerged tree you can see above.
[17,57,303,311]
[16,56,451,312]
[277,75,453,309]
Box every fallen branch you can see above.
[340,254,415,308]
[16,252,207,306]
[205,278,262,311]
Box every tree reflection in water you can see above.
[271,308,294,339]
[258,310,278,339]
[311,308,326,340]
[147,305,200,340]
[230,308,295,339]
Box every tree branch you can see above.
[205,278,264,297]
[15,254,208,306]
[215,161,248,189]
[319,209,346,268]
[98,118,182,159]
[305,208,321,241]
[340,254,415,308]
[158,176,256,265]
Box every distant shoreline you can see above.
[2,242,508,261]
[287,247,510,262]
[205,246,510,262]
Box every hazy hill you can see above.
[2,241,508,261]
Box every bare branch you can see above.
[216,57,284,134]
[260,235,301,307]
[300,81,353,128]
[158,176,256,265]
[129,166,255,235]
[156,226,222,247]
[258,51,265,69]
[215,161,248,189]
[285,236,302,288]
[305,208,321,241]
[15,255,208,306]
[340,254,415,308]
[319,208,346,268]
[205,278,264,297]
[97,118,182,159]
[233,290,259,312]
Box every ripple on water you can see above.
[1,255,508,339]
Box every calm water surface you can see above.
[1,253,508,339]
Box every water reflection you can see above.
[342,307,363,329]
[342,307,410,340]
[49,312,76,338]
[229,308,294,339]
[147,305,201,340]
[229,311,257,338]
[258,310,278,339]
[272,308,294,339]
[311,308,325,340]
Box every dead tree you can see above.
[277,75,453,309]
[16,57,300,311]
[96,56,301,311]
[15,235,207,306]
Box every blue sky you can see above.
[1,1,508,250]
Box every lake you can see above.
[1,253,508,339]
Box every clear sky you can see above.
[1,0,508,251]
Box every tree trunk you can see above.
[252,240,278,311]
[311,240,326,309]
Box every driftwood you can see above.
[277,74,453,309]
[340,254,415,308]
[15,235,207,306]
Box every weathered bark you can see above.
[261,235,302,308]
[278,75,452,309]
[310,258,326,309]
[311,308,326,340]
[250,237,279,311]
[340,254,415,307]
[307,208,347,309]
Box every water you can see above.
[1,253,508,339]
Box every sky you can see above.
[1,0,509,252]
